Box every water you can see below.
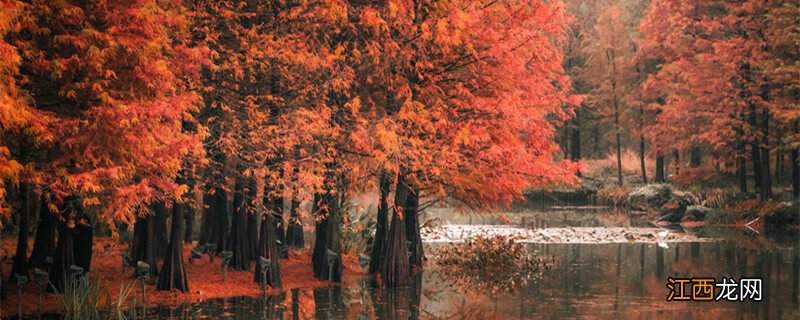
[35,208,800,319]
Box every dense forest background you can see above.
[558,0,800,202]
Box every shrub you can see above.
[435,235,556,294]
[627,184,673,209]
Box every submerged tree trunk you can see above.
[29,194,55,269]
[312,189,342,282]
[655,155,665,183]
[311,192,327,277]
[405,187,423,271]
[50,203,75,292]
[382,173,410,288]
[254,201,281,289]
[312,168,343,282]
[229,177,251,271]
[158,200,189,292]
[10,183,32,282]
[368,172,391,274]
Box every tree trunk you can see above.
[198,192,212,246]
[158,201,189,292]
[229,177,251,271]
[247,178,260,260]
[130,213,159,278]
[776,152,784,185]
[571,110,581,163]
[738,157,748,194]
[639,135,648,184]
[311,192,327,277]
[10,183,31,281]
[184,189,201,244]
[792,121,799,197]
[29,194,55,269]
[254,201,282,289]
[673,150,680,176]
[368,172,391,274]
[274,185,286,246]
[312,169,343,282]
[207,187,229,252]
[49,201,75,292]
[760,109,772,199]
[689,146,701,167]
[655,155,665,183]
[153,202,169,259]
[72,212,93,274]
[285,188,304,248]
[405,188,423,271]
[750,105,763,194]
[382,173,410,288]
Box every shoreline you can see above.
[0,237,364,317]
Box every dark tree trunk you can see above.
[655,155,665,183]
[750,105,763,194]
[615,130,623,186]
[274,186,286,246]
[10,183,32,281]
[153,202,169,259]
[184,190,197,244]
[673,150,680,175]
[639,135,648,184]
[689,146,701,167]
[382,173,410,288]
[253,204,281,289]
[571,110,581,163]
[29,194,55,269]
[405,188,423,271]
[50,204,75,292]
[72,213,93,274]
[130,213,159,278]
[793,123,800,197]
[311,192,327,277]
[738,156,748,194]
[247,179,260,260]
[760,109,772,199]
[207,187,229,252]
[312,186,342,282]
[285,189,304,248]
[776,152,784,185]
[158,201,189,292]
[368,172,391,274]
[198,193,213,246]
[229,177,251,271]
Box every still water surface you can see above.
[40,208,800,319]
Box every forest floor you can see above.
[0,237,365,316]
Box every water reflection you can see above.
[126,235,798,319]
